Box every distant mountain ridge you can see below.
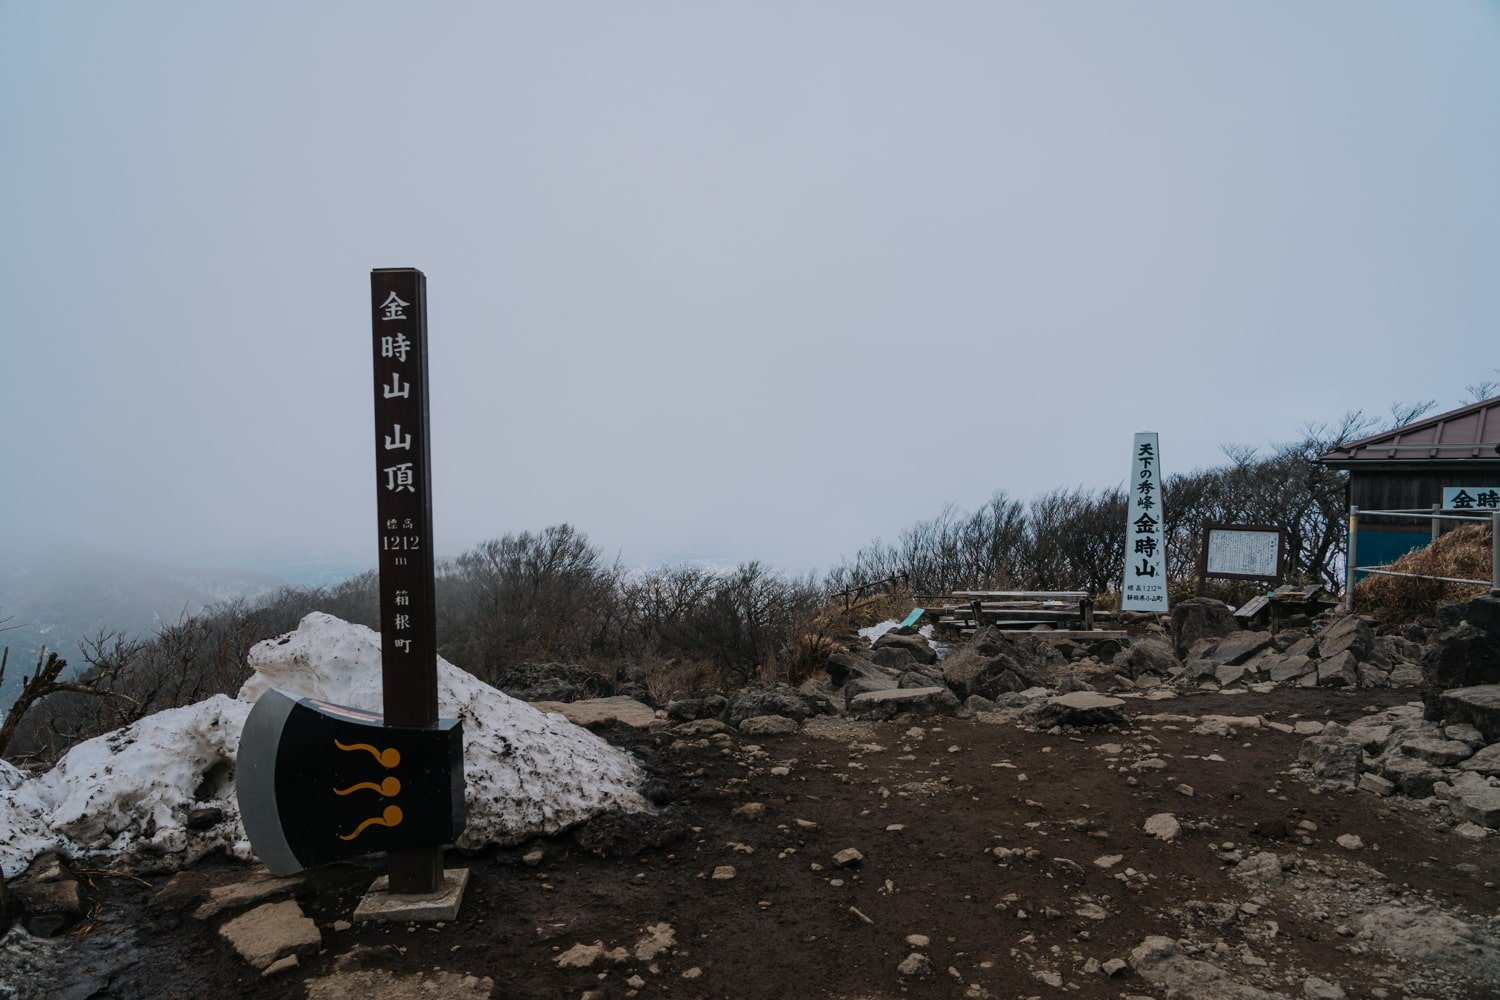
[0,541,285,708]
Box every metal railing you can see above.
[1345,506,1499,609]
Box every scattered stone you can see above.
[711,866,736,880]
[1357,773,1395,796]
[732,802,766,820]
[555,941,629,968]
[1094,854,1123,869]
[218,900,322,970]
[1024,692,1127,730]
[10,879,82,936]
[1143,813,1181,841]
[848,687,960,720]
[1102,957,1127,976]
[633,922,675,961]
[897,952,933,977]
[833,848,864,868]
[522,848,544,867]
[905,933,930,947]
[1335,834,1363,850]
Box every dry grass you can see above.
[1354,523,1493,625]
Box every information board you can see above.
[1202,524,1284,583]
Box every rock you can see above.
[0,868,9,936]
[825,650,890,687]
[1460,742,1500,777]
[186,806,224,830]
[964,694,997,713]
[1102,957,1127,976]
[192,872,305,919]
[1143,813,1181,841]
[521,848,544,867]
[1170,599,1240,658]
[942,629,1063,700]
[1112,638,1178,680]
[711,865,736,880]
[1434,685,1500,743]
[896,952,932,977]
[1129,935,1278,1000]
[1358,773,1395,796]
[1390,663,1423,687]
[1316,651,1359,688]
[11,878,83,936]
[1211,632,1274,667]
[1424,624,1500,716]
[905,933,930,947]
[555,941,629,968]
[1232,852,1285,883]
[1022,692,1126,730]
[1445,722,1486,747]
[261,955,299,978]
[871,646,918,671]
[218,900,322,970]
[1464,594,1500,636]
[1447,783,1500,828]
[1400,736,1474,767]
[1303,976,1346,1000]
[738,715,799,736]
[726,686,812,728]
[531,696,656,729]
[1269,655,1316,684]
[847,687,960,721]
[1319,615,1375,660]
[732,802,766,820]
[871,631,937,665]
[665,693,728,722]
[833,848,864,867]
[1357,903,1500,982]
[1215,664,1248,687]
[1335,833,1363,850]
[676,718,731,736]
[1298,723,1363,787]
[1377,753,1446,798]
[633,922,675,961]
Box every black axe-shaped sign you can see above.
[237,689,466,875]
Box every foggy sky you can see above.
[3,3,1498,579]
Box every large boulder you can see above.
[1111,638,1178,680]
[847,687,959,721]
[1422,624,1500,719]
[825,650,896,687]
[1318,615,1376,662]
[871,630,938,665]
[1464,594,1500,636]
[1209,632,1275,667]
[1434,686,1500,744]
[1168,598,1238,659]
[666,693,728,722]
[1020,692,1126,730]
[942,629,1062,700]
[726,685,812,728]
[1298,722,1363,787]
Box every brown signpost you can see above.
[370,268,442,894]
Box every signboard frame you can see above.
[1197,522,1286,584]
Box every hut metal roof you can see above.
[1320,396,1500,467]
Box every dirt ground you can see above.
[12,686,1500,1000]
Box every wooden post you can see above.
[1080,596,1094,632]
[370,268,442,895]
[1431,504,1442,545]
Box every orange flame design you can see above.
[333,740,400,768]
[338,804,404,841]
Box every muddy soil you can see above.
[9,687,1500,1000]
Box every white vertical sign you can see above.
[1121,432,1169,612]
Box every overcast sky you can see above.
[2,3,1497,579]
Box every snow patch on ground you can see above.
[858,619,945,658]
[0,612,646,878]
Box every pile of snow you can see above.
[0,612,646,878]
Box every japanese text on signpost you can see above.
[1121,432,1169,612]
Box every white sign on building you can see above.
[1442,486,1500,511]
[1121,432,1169,612]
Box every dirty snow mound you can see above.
[239,612,646,851]
[0,695,250,877]
[0,612,646,878]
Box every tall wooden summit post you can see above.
[370,268,442,894]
